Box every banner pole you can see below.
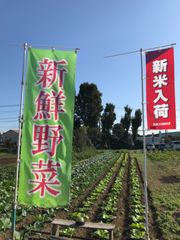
[12,43,28,240]
[140,48,149,240]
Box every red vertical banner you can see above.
[146,48,176,130]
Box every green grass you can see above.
[132,150,180,240]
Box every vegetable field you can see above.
[134,151,180,240]
[0,150,180,239]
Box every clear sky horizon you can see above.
[0,0,180,134]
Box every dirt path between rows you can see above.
[22,155,120,240]
[0,157,16,166]
[135,157,163,240]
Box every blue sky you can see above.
[0,0,180,133]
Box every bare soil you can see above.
[0,153,165,240]
[0,157,16,166]
[135,157,163,240]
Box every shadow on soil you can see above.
[159,175,180,184]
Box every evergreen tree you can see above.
[112,123,125,139]
[101,103,116,133]
[74,95,82,129]
[76,83,103,128]
[132,109,142,142]
[120,105,132,133]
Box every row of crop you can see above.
[59,153,125,238]
[93,153,128,239]
[99,153,128,222]
[0,164,57,236]
[71,151,119,199]
[0,151,118,236]
[24,151,121,238]
[128,158,145,239]
[0,166,16,232]
[74,152,124,216]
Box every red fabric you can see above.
[146,48,176,129]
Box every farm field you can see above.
[0,150,179,239]
[133,150,180,240]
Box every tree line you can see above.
[73,82,142,151]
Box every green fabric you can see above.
[18,48,76,207]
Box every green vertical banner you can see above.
[18,48,77,207]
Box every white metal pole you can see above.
[140,48,149,240]
[12,43,28,240]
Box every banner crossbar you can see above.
[104,43,176,58]
[27,43,80,52]
[8,43,80,52]
[143,43,176,53]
